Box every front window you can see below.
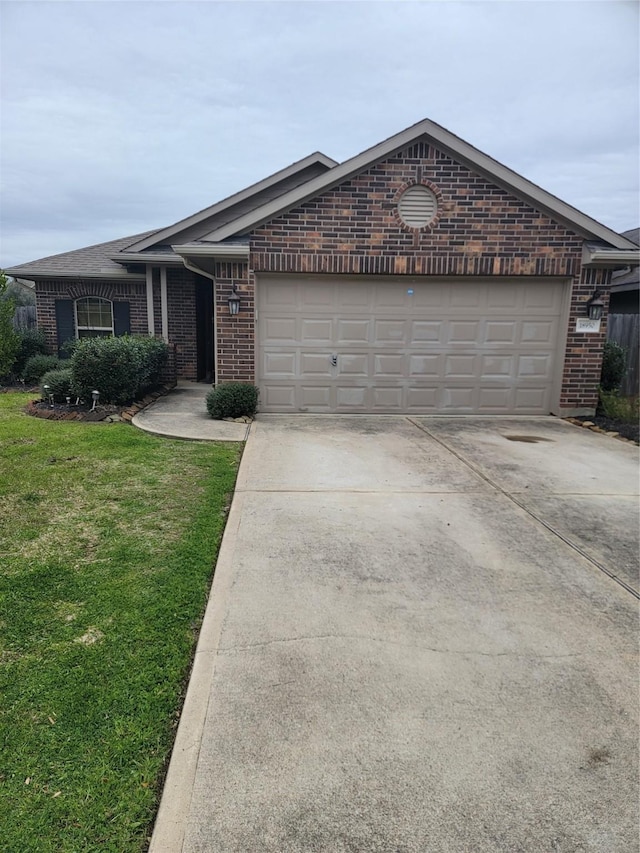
[75,297,114,338]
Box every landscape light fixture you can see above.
[586,290,605,321]
[91,390,100,411]
[228,284,241,316]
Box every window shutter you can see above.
[113,302,131,336]
[55,300,74,358]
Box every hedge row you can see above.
[38,336,168,404]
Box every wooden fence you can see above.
[608,313,639,396]
[12,305,37,330]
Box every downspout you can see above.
[160,266,169,342]
[180,257,218,386]
[145,265,155,336]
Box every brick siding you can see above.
[241,141,609,412]
[34,279,149,353]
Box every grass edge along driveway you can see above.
[0,392,242,853]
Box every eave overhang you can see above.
[582,245,640,269]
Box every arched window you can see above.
[75,297,114,338]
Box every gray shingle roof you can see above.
[5,230,159,278]
[611,228,639,289]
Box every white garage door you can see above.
[257,276,566,414]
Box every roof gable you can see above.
[202,118,638,251]
[124,152,337,252]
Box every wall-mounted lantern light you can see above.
[228,284,241,316]
[586,290,605,321]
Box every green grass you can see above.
[0,393,242,852]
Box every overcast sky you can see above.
[1,0,638,269]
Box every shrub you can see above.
[22,354,61,385]
[600,340,627,392]
[13,328,48,377]
[70,335,169,405]
[40,368,73,403]
[206,383,259,419]
[598,390,639,424]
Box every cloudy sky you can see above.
[1,0,638,269]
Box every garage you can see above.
[257,275,567,414]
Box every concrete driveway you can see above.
[151,416,639,853]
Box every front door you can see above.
[195,276,214,382]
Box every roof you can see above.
[202,118,639,250]
[6,119,638,279]
[5,230,157,280]
[611,228,640,291]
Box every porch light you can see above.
[91,390,100,411]
[228,284,241,316]
[586,290,604,321]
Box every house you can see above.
[6,118,639,416]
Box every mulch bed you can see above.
[19,383,176,423]
[571,415,639,445]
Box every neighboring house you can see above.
[608,227,639,395]
[6,118,639,416]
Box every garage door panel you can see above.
[300,353,332,377]
[301,319,333,343]
[411,321,443,344]
[486,321,517,344]
[339,354,369,376]
[264,317,297,342]
[336,386,368,408]
[448,321,479,344]
[337,319,370,344]
[301,283,334,308]
[478,387,512,411]
[262,385,296,409]
[487,285,521,309]
[521,320,555,344]
[518,355,551,378]
[481,355,514,378]
[445,354,477,378]
[442,387,476,410]
[409,354,441,376]
[374,354,404,376]
[300,386,332,409]
[515,387,548,410]
[375,319,406,343]
[372,387,403,409]
[263,352,296,377]
[258,276,564,414]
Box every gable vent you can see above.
[398,185,437,228]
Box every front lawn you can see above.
[0,393,242,852]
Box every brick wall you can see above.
[34,279,148,353]
[214,262,254,383]
[240,141,609,412]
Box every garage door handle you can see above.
[330,354,338,366]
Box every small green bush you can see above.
[22,354,60,385]
[13,328,48,377]
[600,340,627,392]
[71,335,168,405]
[598,390,639,424]
[40,368,73,403]
[206,383,259,419]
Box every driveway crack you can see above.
[217,633,583,659]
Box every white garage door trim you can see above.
[256,275,569,415]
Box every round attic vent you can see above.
[397,184,438,228]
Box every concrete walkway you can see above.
[132,382,249,441]
[150,415,639,852]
